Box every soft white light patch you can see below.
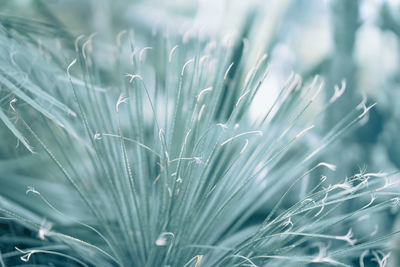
[249,45,294,121]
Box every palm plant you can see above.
[0,9,399,267]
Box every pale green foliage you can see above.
[0,15,399,267]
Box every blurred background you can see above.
[1,0,400,265]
